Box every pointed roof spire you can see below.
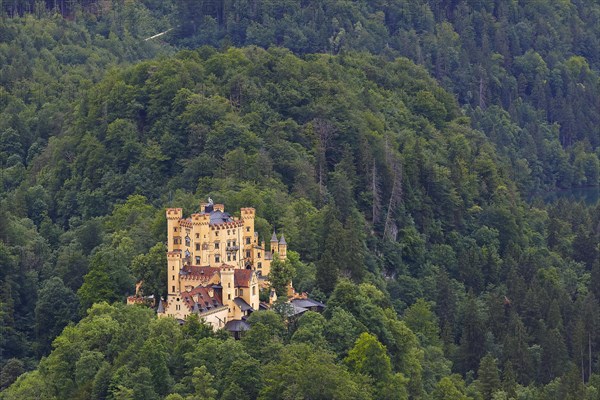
[270,230,278,242]
[157,299,165,313]
[279,233,287,245]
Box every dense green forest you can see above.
[163,0,600,194]
[0,1,599,399]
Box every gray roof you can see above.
[279,233,287,245]
[192,302,200,314]
[209,210,233,225]
[270,230,278,242]
[289,303,310,316]
[291,298,325,309]
[225,320,251,332]
[233,297,254,312]
[157,299,165,313]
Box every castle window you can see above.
[215,231,219,236]
[196,233,199,238]
[258,262,262,269]
[195,243,200,251]
[195,256,200,264]
[174,227,177,232]
[246,227,250,232]
[227,230,230,235]
[235,289,238,296]
[252,286,256,295]
[245,251,250,258]
[215,255,220,263]
[258,252,261,258]
[215,242,220,249]
[172,266,174,271]
[172,286,175,292]
[246,237,250,245]
[227,255,231,262]
[228,294,231,300]
[239,288,243,296]
[233,229,235,234]
[233,254,236,261]
[172,275,174,281]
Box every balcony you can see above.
[226,245,240,252]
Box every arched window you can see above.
[185,235,191,247]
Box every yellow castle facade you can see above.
[157,199,288,332]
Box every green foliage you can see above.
[131,242,168,301]
[268,255,294,298]
[260,343,372,400]
[77,235,135,312]
[290,311,327,348]
[0,4,599,398]
[345,332,393,381]
[34,277,78,355]
[432,376,472,400]
[477,354,501,400]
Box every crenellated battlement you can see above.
[167,251,182,259]
[166,208,183,219]
[191,213,210,225]
[179,219,193,228]
[241,207,255,217]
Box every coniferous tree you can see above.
[477,354,501,400]
[458,293,486,374]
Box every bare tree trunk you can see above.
[589,333,592,382]
[371,161,381,226]
[581,346,585,384]
[383,145,402,241]
[313,118,334,205]
[479,75,486,109]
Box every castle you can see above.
[156,199,288,332]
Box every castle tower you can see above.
[241,208,255,259]
[167,251,182,297]
[191,213,210,265]
[278,234,287,260]
[220,267,235,318]
[270,230,278,255]
[166,208,183,252]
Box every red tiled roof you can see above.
[182,266,221,277]
[180,285,224,312]
[234,269,253,287]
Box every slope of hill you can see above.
[0,2,599,399]
[161,0,600,195]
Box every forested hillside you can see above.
[162,0,600,195]
[0,1,599,400]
